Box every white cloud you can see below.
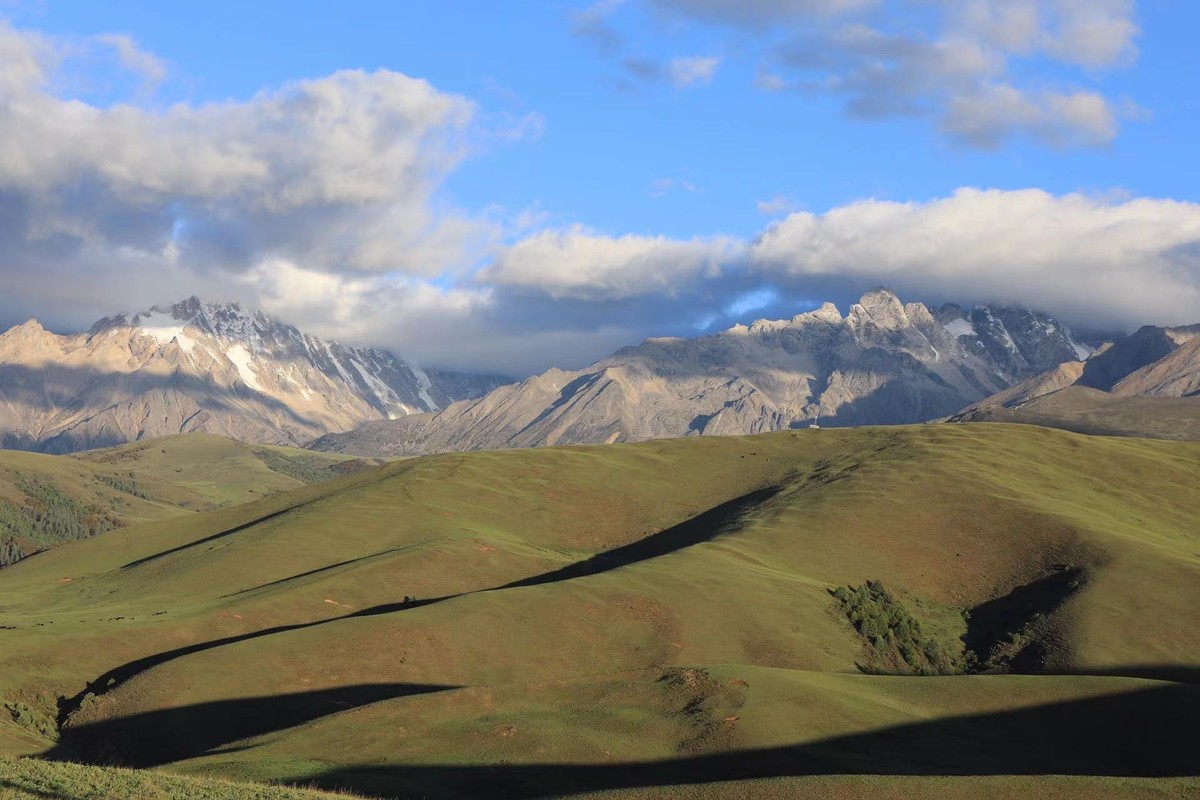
[0,20,489,278]
[756,194,797,215]
[484,226,743,300]
[667,55,720,86]
[620,0,1143,148]
[648,0,878,27]
[650,177,701,196]
[1041,0,1139,68]
[485,188,1200,332]
[95,33,166,89]
[943,84,1117,148]
[751,188,1200,326]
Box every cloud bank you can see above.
[484,189,1200,341]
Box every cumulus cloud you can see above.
[0,20,488,282]
[483,226,743,300]
[750,188,1200,326]
[585,0,1143,147]
[0,20,537,371]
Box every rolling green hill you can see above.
[0,425,1197,799]
[0,434,380,567]
[0,756,370,800]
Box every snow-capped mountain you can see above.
[310,288,1094,457]
[0,298,508,453]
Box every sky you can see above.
[1,0,1198,375]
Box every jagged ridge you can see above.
[0,298,507,453]
[311,288,1092,457]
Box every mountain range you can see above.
[310,288,1096,456]
[0,297,506,453]
[5,289,1195,457]
[949,321,1200,439]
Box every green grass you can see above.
[0,756,368,799]
[0,424,1195,798]
[0,434,380,567]
[578,775,1200,800]
[73,433,381,508]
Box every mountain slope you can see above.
[947,321,1200,440]
[952,361,1087,414]
[0,298,507,454]
[1076,324,1200,392]
[950,386,1200,441]
[311,289,1091,456]
[1112,334,1200,397]
[0,433,374,567]
[1,425,1196,798]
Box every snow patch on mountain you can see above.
[225,344,263,392]
[0,297,510,453]
[945,318,974,338]
[411,365,437,410]
[136,311,197,353]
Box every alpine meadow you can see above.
[1,2,1198,799]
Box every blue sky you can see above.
[2,1,1199,373]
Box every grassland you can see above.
[0,434,378,566]
[0,756,367,799]
[0,424,1196,798]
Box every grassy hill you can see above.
[949,385,1200,441]
[0,434,379,566]
[0,756,370,799]
[0,425,1196,798]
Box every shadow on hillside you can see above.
[0,363,317,454]
[47,683,458,767]
[55,486,785,725]
[460,486,779,592]
[301,682,1200,799]
[121,507,298,570]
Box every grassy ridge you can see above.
[0,434,376,567]
[0,756,367,799]
[0,424,1196,798]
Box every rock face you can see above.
[1075,325,1196,391]
[1111,332,1200,398]
[954,361,1088,415]
[311,289,1093,457]
[0,298,507,453]
[948,321,1200,432]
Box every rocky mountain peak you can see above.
[9,318,46,336]
[0,299,509,453]
[792,302,844,327]
[848,287,911,331]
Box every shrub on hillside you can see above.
[831,580,965,676]
[0,476,125,567]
